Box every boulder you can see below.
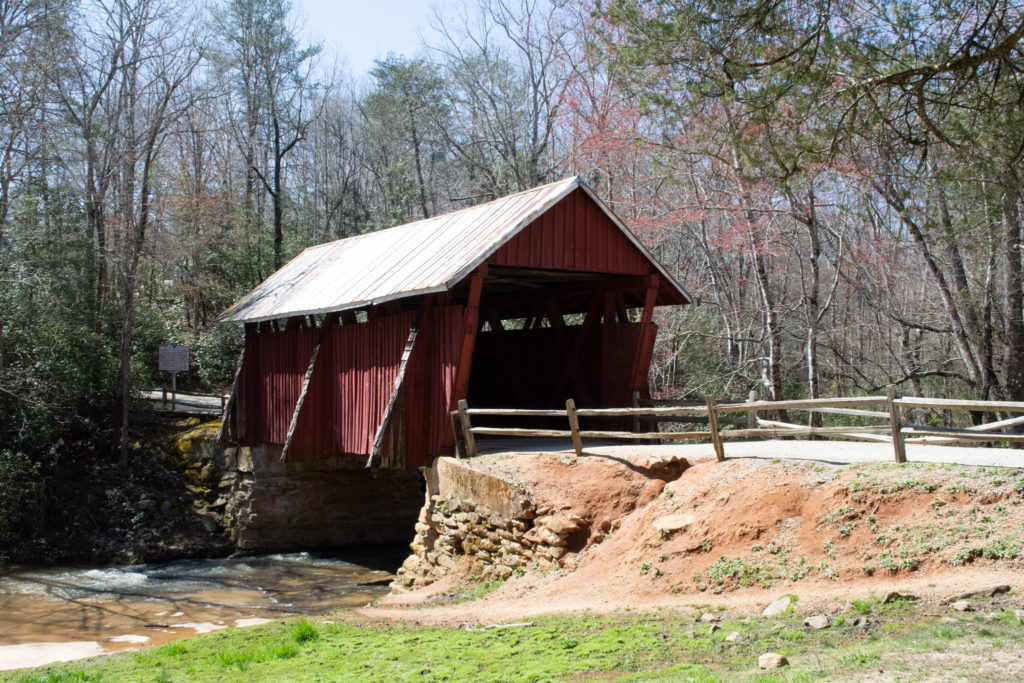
[803,615,830,630]
[543,513,580,536]
[759,653,788,669]
[762,596,793,617]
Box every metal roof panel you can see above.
[219,176,689,323]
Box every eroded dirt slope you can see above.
[368,452,1024,623]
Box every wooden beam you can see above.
[545,298,597,406]
[469,426,573,438]
[367,315,421,468]
[894,397,1024,412]
[458,399,478,457]
[714,396,889,411]
[566,398,583,458]
[484,274,656,315]
[615,291,629,324]
[482,308,532,406]
[631,274,660,396]
[450,411,467,458]
[900,428,1024,443]
[603,290,616,323]
[280,330,326,462]
[887,384,907,463]
[451,267,487,409]
[706,394,725,461]
[746,389,758,429]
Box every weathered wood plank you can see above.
[465,408,568,417]
[888,385,907,463]
[458,399,478,457]
[280,334,325,462]
[707,395,725,461]
[715,396,889,412]
[900,427,1024,442]
[722,425,891,439]
[451,411,466,459]
[894,397,1024,412]
[577,430,710,440]
[468,427,575,438]
[815,407,891,419]
[574,406,709,417]
[566,398,583,457]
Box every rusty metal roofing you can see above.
[219,176,690,323]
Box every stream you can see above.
[0,547,406,671]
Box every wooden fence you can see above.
[144,388,228,415]
[452,386,1024,463]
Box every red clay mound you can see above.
[367,452,1024,624]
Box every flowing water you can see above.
[0,547,406,671]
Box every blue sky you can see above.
[295,0,441,80]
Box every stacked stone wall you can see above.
[395,458,587,590]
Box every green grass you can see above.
[8,597,1024,683]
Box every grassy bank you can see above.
[7,592,1024,682]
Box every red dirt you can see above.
[363,453,1024,625]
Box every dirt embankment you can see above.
[367,451,1024,624]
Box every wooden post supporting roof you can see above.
[545,298,597,406]
[450,265,486,409]
[631,274,660,396]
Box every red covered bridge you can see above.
[219,176,690,470]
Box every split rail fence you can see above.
[452,386,1024,463]
[144,388,228,415]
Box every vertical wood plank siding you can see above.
[491,189,651,275]
[400,305,463,468]
[235,307,462,468]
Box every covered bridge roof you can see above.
[220,176,690,324]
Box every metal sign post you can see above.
[158,344,189,411]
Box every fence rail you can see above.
[452,387,1024,463]
[142,388,227,414]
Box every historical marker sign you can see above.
[159,344,189,373]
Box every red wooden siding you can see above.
[287,310,416,460]
[236,326,317,445]
[234,308,462,467]
[237,312,415,462]
[398,305,464,468]
[491,188,651,275]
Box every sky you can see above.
[294,0,442,80]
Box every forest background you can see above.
[1,0,1022,561]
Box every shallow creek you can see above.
[0,548,404,671]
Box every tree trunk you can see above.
[1002,176,1024,403]
[273,117,283,269]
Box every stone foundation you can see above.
[394,457,585,590]
[218,444,424,552]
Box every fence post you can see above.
[706,395,725,462]
[457,399,478,458]
[450,410,466,459]
[747,389,758,429]
[566,398,583,458]
[631,391,641,433]
[887,384,906,463]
